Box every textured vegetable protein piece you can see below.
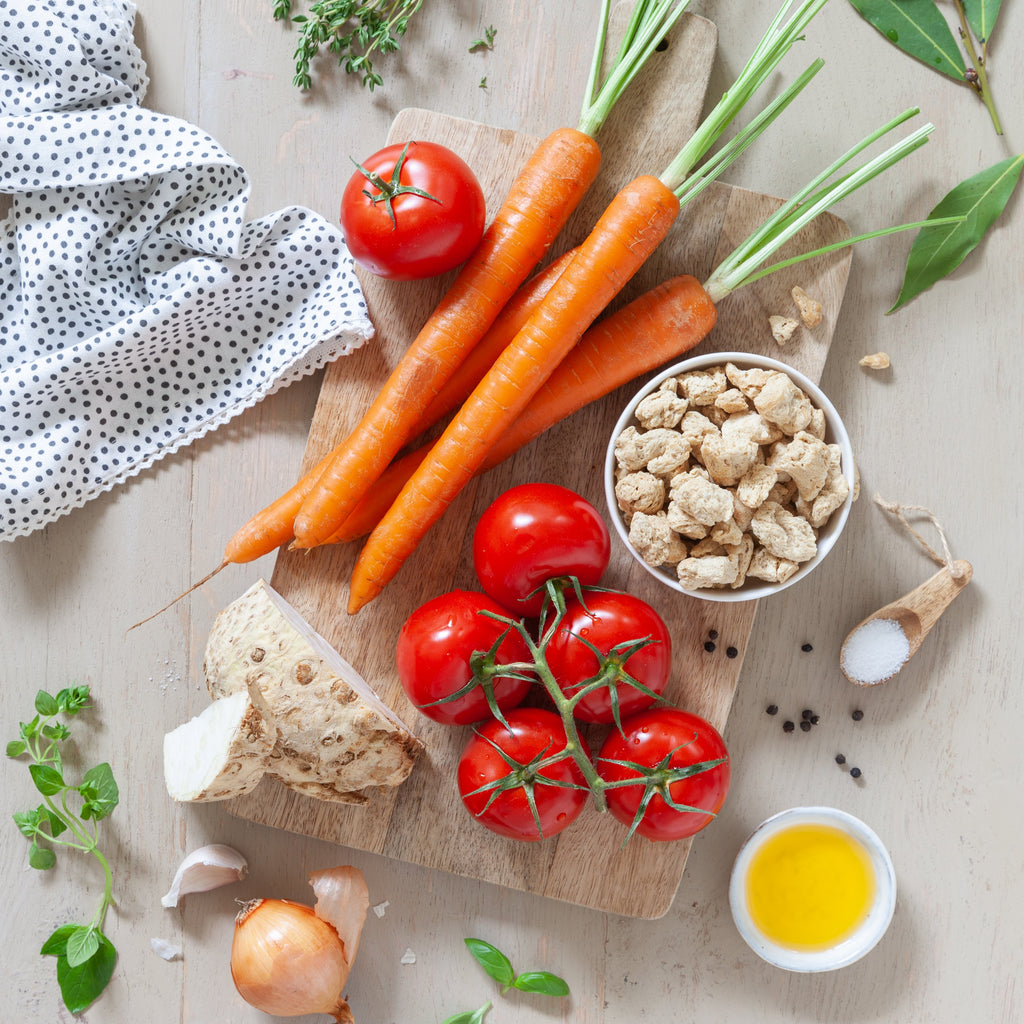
[840,617,910,684]
[204,579,423,803]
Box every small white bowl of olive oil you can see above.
[729,806,896,972]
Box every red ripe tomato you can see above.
[544,589,671,724]
[340,140,486,281]
[396,590,532,726]
[596,707,730,842]
[457,708,590,842]
[472,483,611,617]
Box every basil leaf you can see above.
[34,690,59,717]
[79,763,119,820]
[41,924,80,957]
[464,938,515,987]
[6,739,27,757]
[55,931,116,1014]
[889,154,1024,312]
[512,970,571,997]
[65,926,100,968]
[962,0,1003,44]
[29,841,57,870]
[29,762,65,796]
[849,0,965,79]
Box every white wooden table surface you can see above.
[2,2,1022,1022]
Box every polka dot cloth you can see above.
[0,0,373,540]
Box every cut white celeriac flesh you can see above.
[203,579,423,804]
[163,688,275,802]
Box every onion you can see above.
[231,898,355,1022]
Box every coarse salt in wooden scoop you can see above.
[840,559,973,686]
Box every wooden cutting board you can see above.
[227,11,853,919]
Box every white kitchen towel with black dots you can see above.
[0,0,374,541]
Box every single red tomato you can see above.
[543,589,672,724]
[396,590,533,725]
[340,140,486,280]
[596,707,730,842]
[472,483,611,617]
[457,708,590,842]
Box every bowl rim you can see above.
[728,805,897,973]
[603,350,855,603]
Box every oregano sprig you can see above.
[7,686,119,1015]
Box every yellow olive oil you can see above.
[745,823,876,951]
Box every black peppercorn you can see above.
[704,640,716,653]
[708,629,719,640]
[766,704,778,716]
[810,715,820,725]
[852,709,864,721]
[799,720,812,732]
[835,753,846,765]
[801,709,813,720]
[783,720,795,733]
[850,766,862,779]
[801,642,813,652]
[726,646,738,658]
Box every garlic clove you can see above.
[162,843,248,908]
[310,865,369,967]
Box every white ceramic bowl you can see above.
[728,806,897,972]
[604,351,855,602]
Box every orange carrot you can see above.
[347,174,681,612]
[217,251,575,567]
[289,1,697,548]
[290,128,601,549]
[329,274,716,543]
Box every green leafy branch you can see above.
[272,0,424,92]
[469,25,497,53]
[848,0,1004,134]
[7,686,119,1015]
[442,938,570,1022]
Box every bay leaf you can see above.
[962,0,1003,44]
[889,154,1024,312]
[849,0,965,79]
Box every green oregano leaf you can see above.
[34,690,60,717]
[29,841,57,870]
[848,0,965,79]
[962,0,1003,44]
[79,763,119,821]
[41,924,80,957]
[29,762,65,796]
[65,926,101,968]
[54,931,116,1015]
[13,808,42,837]
[464,938,515,987]
[512,970,571,997]
[6,739,27,757]
[889,154,1024,312]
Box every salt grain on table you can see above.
[841,618,911,684]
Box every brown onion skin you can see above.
[231,898,352,1020]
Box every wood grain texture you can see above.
[4,0,1023,1020]
[226,73,854,916]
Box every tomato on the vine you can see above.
[396,590,532,726]
[543,589,671,724]
[597,707,730,842]
[457,708,590,842]
[340,140,486,281]
[472,483,611,617]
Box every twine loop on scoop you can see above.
[873,495,966,579]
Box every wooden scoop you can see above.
[840,559,973,686]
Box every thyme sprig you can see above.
[272,0,424,91]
